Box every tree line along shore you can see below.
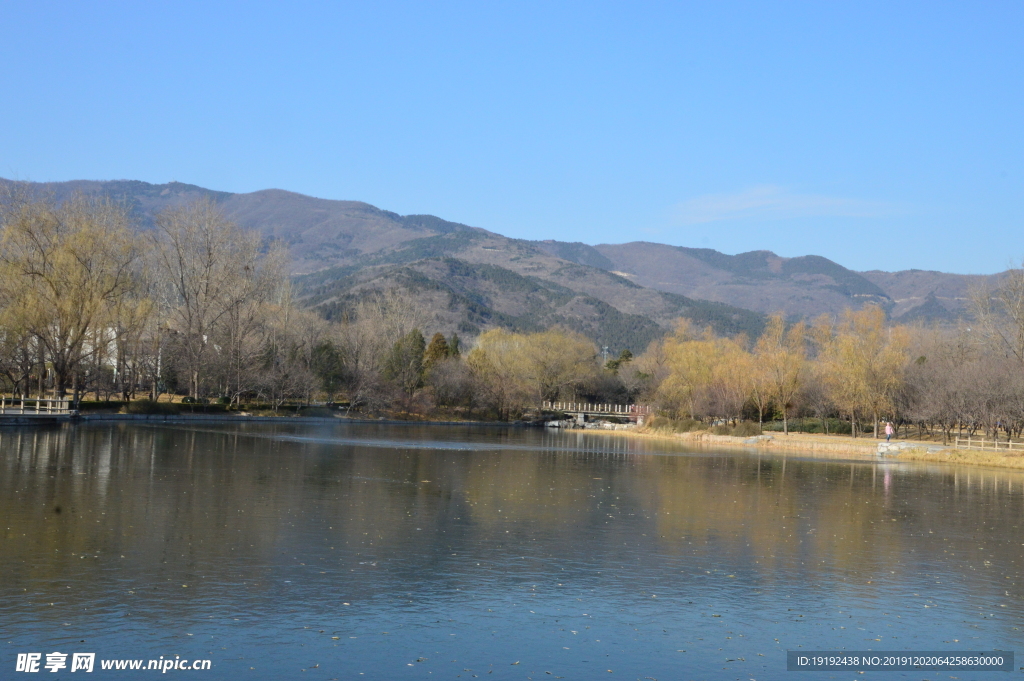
[2,192,1024,457]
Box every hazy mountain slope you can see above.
[0,179,228,227]
[892,291,958,324]
[3,178,763,351]
[535,237,1008,322]
[297,257,764,352]
[860,269,1008,319]
[0,179,484,274]
[533,240,616,270]
[287,218,766,345]
[577,242,889,318]
[218,190,484,272]
[6,177,1008,336]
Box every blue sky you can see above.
[1,1,1021,274]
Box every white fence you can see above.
[954,436,1024,452]
[0,397,75,415]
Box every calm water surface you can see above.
[1,422,1022,680]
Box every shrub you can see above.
[76,400,125,413]
[646,415,668,429]
[675,418,703,432]
[180,402,228,414]
[828,419,854,434]
[647,415,704,433]
[298,406,336,418]
[708,421,762,436]
[124,399,180,415]
[730,421,761,437]
[762,417,851,434]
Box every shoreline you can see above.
[74,413,523,427]
[626,427,1024,470]
[0,412,525,428]
[0,412,528,428]
[9,412,1024,471]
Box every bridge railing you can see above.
[542,401,652,415]
[0,397,75,415]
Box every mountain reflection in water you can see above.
[1,422,1021,680]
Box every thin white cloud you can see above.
[674,185,899,225]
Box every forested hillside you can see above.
[3,178,1005,350]
[1,178,766,354]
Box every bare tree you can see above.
[151,199,283,398]
[0,312,39,397]
[625,337,669,404]
[426,356,477,410]
[973,266,1024,368]
[904,327,978,443]
[257,304,320,410]
[330,288,427,412]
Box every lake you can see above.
[1,422,1021,679]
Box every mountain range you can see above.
[2,178,1003,352]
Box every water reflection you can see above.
[1,423,1021,679]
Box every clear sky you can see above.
[1,1,1021,274]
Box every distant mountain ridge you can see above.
[536,239,1002,320]
[2,179,482,274]
[1,178,1005,349]
[540,240,896,317]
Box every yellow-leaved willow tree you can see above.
[468,327,596,419]
[0,195,144,397]
[815,305,909,438]
[754,314,807,434]
[657,320,752,422]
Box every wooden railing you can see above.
[0,397,75,415]
[954,436,1024,452]
[543,401,652,415]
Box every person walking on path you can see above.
[884,421,894,442]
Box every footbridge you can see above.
[542,401,652,424]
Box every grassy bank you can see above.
[633,425,1024,470]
